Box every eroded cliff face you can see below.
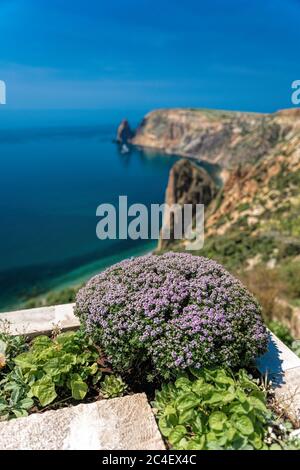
[151,108,300,336]
[132,108,300,169]
[158,159,217,251]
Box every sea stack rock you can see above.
[116,119,134,144]
[158,159,217,250]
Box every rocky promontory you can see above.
[131,108,299,169]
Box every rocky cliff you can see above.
[147,107,300,336]
[158,159,217,251]
[132,108,300,169]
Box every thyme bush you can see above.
[75,253,268,378]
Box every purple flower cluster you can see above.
[75,252,268,377]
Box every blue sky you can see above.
[0,0,299,111]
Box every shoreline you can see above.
[0,242,156,313]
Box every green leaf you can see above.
[214,369,235,386]
[175,377,191,391]
[12,408,28,418]
[178,408,195,425]
[192,381,213,397]
[14,352,36,370]
[70,374,88,400]
[176,392,200,412]
[89,362,99,375]
[233,415,254,436]
[31,336,52,350]
[168,425,187,446]
[55,332,76,345]
[30,375,57,407]
[249,433,263,450]
[248,396,267,414]
[19,397,34,410]
[204,390,235,406]
[209,411,227,432]
[158,415,175,437]
[206,432,223,450]
[186,436,206,450]
[191,414,204,434]
[229,401,250,415]
[232,434,248,450]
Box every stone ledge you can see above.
[256,331,300,425]
[0,393,165,450]
[0,303,79,337]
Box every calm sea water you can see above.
[0,110,178,311]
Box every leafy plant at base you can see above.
[100,375,127,398]
[152,367,273,450]
[0,330,102,418]
[0,328,28,373]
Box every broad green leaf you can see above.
[192,381,213,397]
[233,415,254,436]
[175,377,191,391]
[12,408,28,418]
[176,437,189,450]
[249,433,263,450]
[176,392,200,412]
[158,416,173,437]
[19,397,34,410]
[248,396,267,414]
[229,401,250,415]
[206,432,223,449]
[178,407,195,425]
[14,352,36,370]
[269,443,282,450]
[30,375,57,406]
[232,434,248,450]
[209,411,227,431]
[55,332,76,345]
[70,374,88,400]
[168,425,187,446]
[214,370,235,386]
[191,414,204,434]
[204,390,235,406]
[31,336,52,350]
[186,436,206,450]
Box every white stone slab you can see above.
[256,331,300,425]
[0,303,79,337]
[0,394,165,450]
[256,331,300,375]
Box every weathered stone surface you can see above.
[0,303,79,337]
[256,331,300,425]
[272,368,300,425]
[0,394,165,450]
[256,331,300,375]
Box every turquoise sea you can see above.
[0,109,178,311]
